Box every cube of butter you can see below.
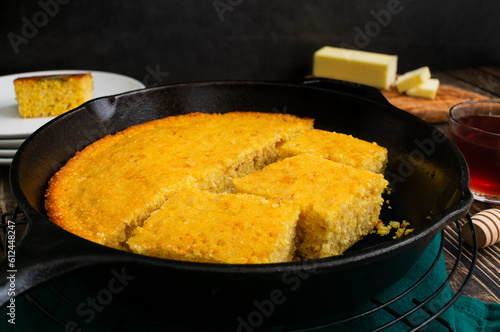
[313,46,398,90]
[395,66,431,93]
[406,78,440,100]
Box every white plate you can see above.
[0,70,145,139]
[0,149,17,158]
[0,138,25,149]
[0,158,12,166]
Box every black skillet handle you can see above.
[0,211,131,308]
[300,77,393,107]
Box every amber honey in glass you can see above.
[449,100,500,203]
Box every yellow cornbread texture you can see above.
[45,112,313,250]
[234,154,388,259]
[14,73,93,118]
[128,189,301,264]
[280,129,388,173]
[313,46,397,90]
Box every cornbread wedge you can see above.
[45,112,313,249]
[280,129,388,173]
[128,189,301,264]
[14,73,93,118]
[234,154,388,259]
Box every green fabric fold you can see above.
[321,234,500,331]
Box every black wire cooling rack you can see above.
[0,208,477,332]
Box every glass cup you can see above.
[448,100,500,203]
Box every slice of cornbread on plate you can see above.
[234,154,388,260]
[45,112,313,250]
[14,73,93,118]
[280,129,388,174]
[127,189,301,264]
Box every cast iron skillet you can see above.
[1,79,472,331]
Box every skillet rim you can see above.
[9,79,474,275]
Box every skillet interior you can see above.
[9,80,472,330]
[15,80,469,251]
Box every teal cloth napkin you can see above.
[326,234,500,332]
[452,294,500,332]
[2,235,500,331]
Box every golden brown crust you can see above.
[127,189,300,264]
[280,129,388,173]
[45,111,391,263]
[14,73,93,118]
[14,73,92,83]
[45,112,313,250]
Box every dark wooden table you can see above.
[0,67,499,307]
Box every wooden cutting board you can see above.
[381,84,490,123]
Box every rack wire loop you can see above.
[292,215,477,332]
[1,212,477,331]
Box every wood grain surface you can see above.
[444,201,500,304]
[381,83,490,123]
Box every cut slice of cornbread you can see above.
[14,73,93,118]
[234,154,388,259]
[280,129,388,173]
[128,189,301,264]
[45,112,313,250]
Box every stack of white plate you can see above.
[0,136,27,166]
[0,70,145,166]
[0,138,25,165]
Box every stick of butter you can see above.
[313,46,398,90]
[395,66,431,93]
[406,78,440,100]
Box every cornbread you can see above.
[374,220,414,239]
[45,112,313,250]
[280,129,388,173]
[128,189,301,264]
[234,154,388,259]
[14,73,93,118]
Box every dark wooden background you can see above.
[1,0,500,85]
